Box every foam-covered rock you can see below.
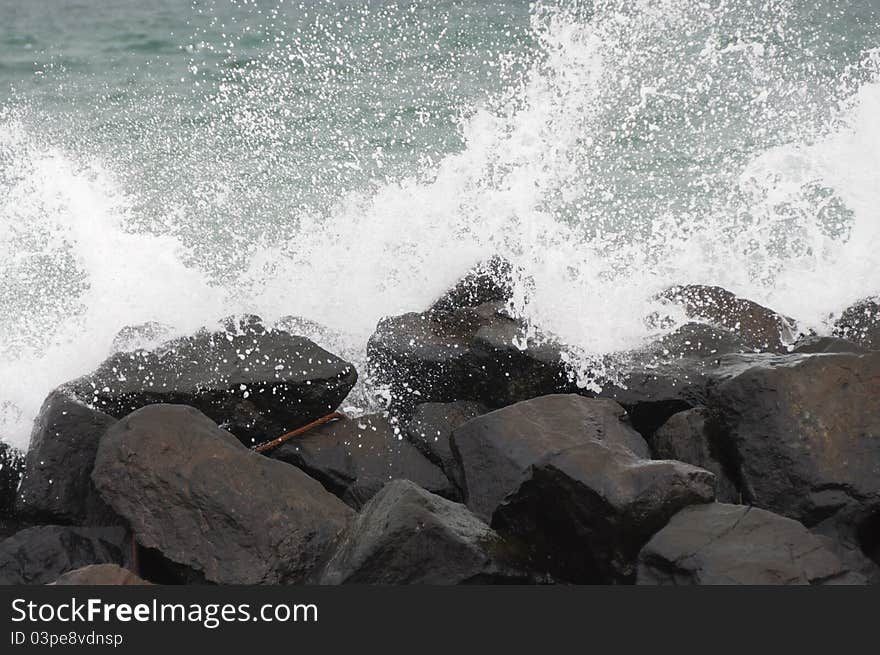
[430,256,517,312]
[368,302,572,410]
[63,318,357,445]
[658,284,795,352]
[833,297,880,350]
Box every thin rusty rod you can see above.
[253,411,345,454]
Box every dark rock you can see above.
[132,544,208,585]
[833,297,880,349]
[791,335,867,354]
[707,351,880,527]
[637,503,864,585]
[596,322,756,438]
[63,319,357,446]
[0,441,24,518]
[50,563,150,586]
[91,404,353,584]
[431,256,517,312]
[0,525,128,585]
[317,480,526,584]
[811,508,880,584]
[451,394,650,522]
[652,408,740,503]
[658,284,795,352]
[368,302,573,411]
[340,477,388,510]
[16,391,119,525]
[272,413,454,508]
[493,438,715,582]
[403,401,488,495]
[0,518,32,541]
[706,350,880,582]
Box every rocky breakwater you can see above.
[0,262,876,585]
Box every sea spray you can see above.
[1,0,878,447]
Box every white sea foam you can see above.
[1,1,878,448]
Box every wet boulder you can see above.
[833,297,880,350]
[0,525,128,586]
[92,404,354,584]
[272,413,455,508]
[431,256,517,312]
[403,401,488,496]
[0,518,31,542]
[451,394,650,522]
[791,335,867,354]
[492,439,715,583]
[811,510,880,585]
[16,391,119,525]
[651,408,740,503]
[0,441,24,519]
[657,284,795,352]
[368,302,572,411]
[50,563,150,586]
[318,480,527,584]
[637,503,863,585]
[63,318,358,446]
[596,322,756,438]
[707,351,880,529]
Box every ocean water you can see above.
[1,0,879,448]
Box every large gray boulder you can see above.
[0,525,128,585]
[707,351,880,527]
[16,391,119,525]
[92,404,353,584]
[63,318,357,446]
[493,439,715,583]
[318,480,526,584]
[272,413,454,508]
[451,395,650,522]
[707,350,880,581]
[450,394,714,582]
[637,503,864,585]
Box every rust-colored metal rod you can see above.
[253,411,345,454]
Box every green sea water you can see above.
[1,0,879,446]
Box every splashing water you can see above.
[1,0,878,447]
